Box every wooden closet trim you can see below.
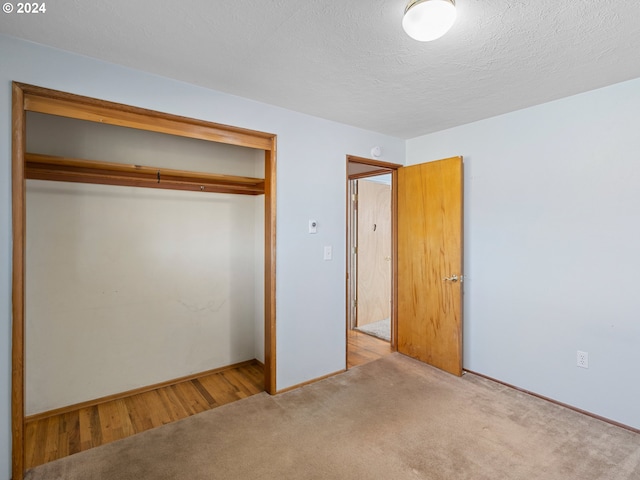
[12,81,26,480]
[22,85,273,150]
[12,82,277,480]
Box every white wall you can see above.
[364,173,391,185]
[25,113,263,415]
[0,34,405,478]
[407,77,640,429]
[254,159,265,363]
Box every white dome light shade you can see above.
[402,0,457,42]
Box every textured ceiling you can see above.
[2,0,640,138]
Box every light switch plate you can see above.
[324,246,332,260]
[309,220,317,234]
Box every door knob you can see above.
[443,275,458,283]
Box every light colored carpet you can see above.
[26,353,640,480]
[355,317,391,341]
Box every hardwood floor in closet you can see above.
[26,335,390,470]
[347,329,393,368]
[24,361,264,470]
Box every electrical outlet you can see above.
[577,350,589,369]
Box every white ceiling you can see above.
[2,0,640,138]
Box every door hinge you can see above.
[352,246,357,255]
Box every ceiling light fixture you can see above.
[402,0,457,42]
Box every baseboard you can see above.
[26,359,261,423]
[277,369,346,394]
[464,369,640,435]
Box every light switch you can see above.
[324,246,332,261]
[309,220,318,234]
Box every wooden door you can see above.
[397,157,463,376]
[356,179,392,327]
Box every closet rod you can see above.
[25,153,265,195]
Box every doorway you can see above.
[352,176,392,337]
[346,156,400,368]
[345,154,464,374]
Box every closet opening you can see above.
[12,83,277,480]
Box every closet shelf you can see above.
[25,153,265,195]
